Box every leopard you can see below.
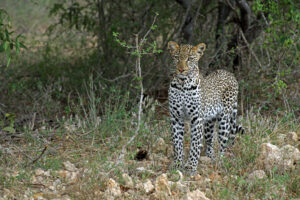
[167,41,244,175]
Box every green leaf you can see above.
[0,44,4,52]
[4,41,8,50]
[2,126,15,133]
[6,56,11,67]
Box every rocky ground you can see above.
[1,130,299,200]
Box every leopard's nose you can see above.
[179,68,184,73]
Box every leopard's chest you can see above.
[168,78,201,119]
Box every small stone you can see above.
[247,170,267,181]
[143,179,154,194]
[136,167,155,175]
[122,173,134,188]
[106,178,121,197]
[63,161,77,172]
[172,181,188,193]
[57,170,80,184]
[199,156,212,165]
[30,175,44,184]
[277,134,286,143]
[35,168,45,176]
[155,174,171,196]
[44,170,51,177]
[32,193,46,200]
[136,167,146,171]
[10,171,19,177]
[287,132,298,142]
[193,174,202,181]
[185,189,210,200]
[153,137,167,152]
[152,191,169,200]
[204,178,211,183]
[124,192,130,198]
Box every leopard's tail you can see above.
[228,103,245,145]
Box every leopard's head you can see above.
[168,41,206,78]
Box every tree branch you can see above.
[239,29,262,68]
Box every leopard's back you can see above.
[202,69,239,115]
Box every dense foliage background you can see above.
[0,0,299,120]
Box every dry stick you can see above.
[30,145,48,166]
[117,35,143,164]
[100,73,132,82]
[117,16,158,164]
[239,29,262,68]
[140,14,158,47]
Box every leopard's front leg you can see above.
[169,113,185,170]
[184,114,203,176]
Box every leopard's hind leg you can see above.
[204,118,216,160]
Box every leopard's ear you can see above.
[168,41,179,52]
[193,43,206,56]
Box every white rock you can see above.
[30,175,44,184]
[44,170,51,177]
[257,143,300,171]
[63,161,77,172]
[287,132,298,142]
[106,178,121,197]
[35,168,45,176]
[247,170,267,181]
[199,156,212,165]
[152,191,169,200]
[136,167,155,175]
[122,173,134,188]
[280,144,300,170]
[143,179,154,194]
[153,137,167,152]
[277,134,286,143]
[257,143,282,171]
[281,145,300,160]
[185,189,210,200]
[136,167,146,171]
[155,174,171,196]
[57,170,80,184]
[204,178,211,183]
[172,181,188,193]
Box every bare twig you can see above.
[98,72,133,82]
[30,145,48,165]
[128,34,143,144]
[29,112,37,131]
[117,34,143,164]
[140,14,158,47]
[117,15,160,164]
[239,29,262,68]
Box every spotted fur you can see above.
[168,41,244,175]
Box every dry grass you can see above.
[0,102,299,199]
